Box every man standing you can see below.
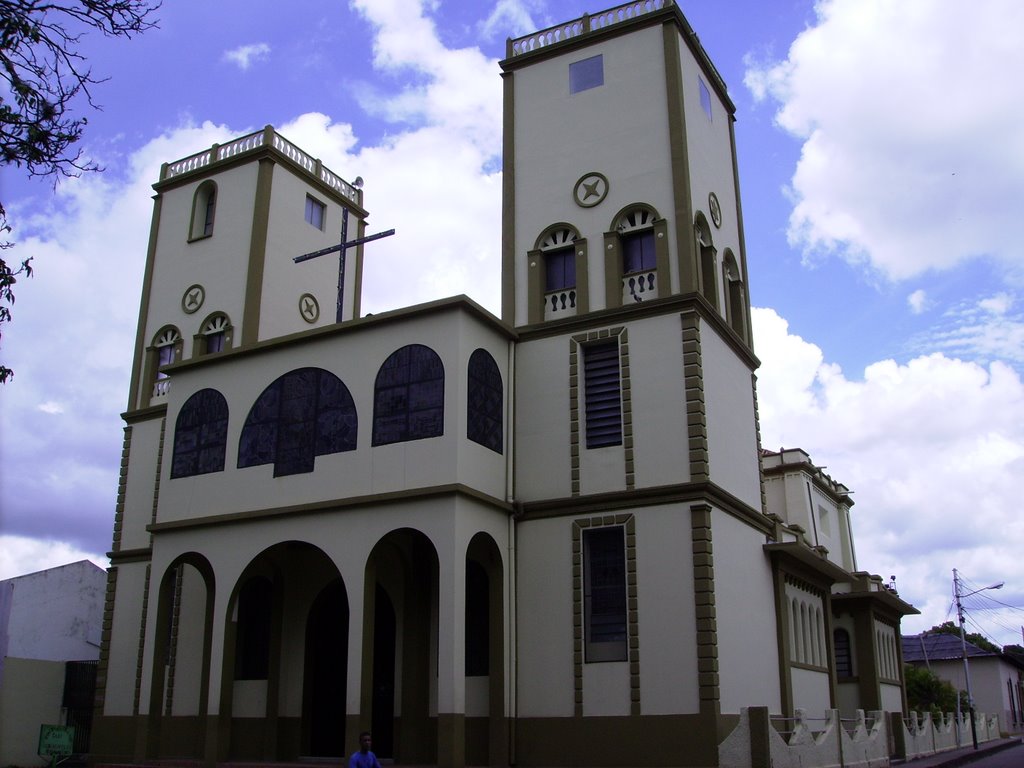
[349,731,381,768]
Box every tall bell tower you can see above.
[501,1,753,342]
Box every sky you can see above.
[1,0,1023,648]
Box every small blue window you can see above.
[699,77,713,121]
[570,55,603,94]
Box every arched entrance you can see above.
[222,542,348,761]
[466,533,505,767]
[364,529,439,765]
[304,578,349,757]
[143,554,215,760]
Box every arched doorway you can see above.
[466,533,505,766]
[364,529,439,765]
[223,542,348,761]
[304,578,349,757]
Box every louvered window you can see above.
[583,340,622,448]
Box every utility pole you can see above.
[953,569,1004,750]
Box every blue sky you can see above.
[2,0,1024,647]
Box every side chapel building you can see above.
[92,2,916,766]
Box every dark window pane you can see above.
[372,345,445,446]
[545,247,575,292]
[467,349,503,453]
[171,389,228,478]
[238,368,357,475]
[584,527,627,661]
[570,54,603,94]
[622,230,656,274]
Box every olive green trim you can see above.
[520,479,772,536]
[695,214,720,312]
[128,195,163,411]
[94,566,118,713]
[771,554,795,716]
[603,231,620,309]
[111,426,132,552]
[162,294,517,377]
[663,22,697,296]
[569,327,632,494]
[752,374,769,515]
[501,4,735,114]
[602,205,669,310]
[501,71,516,325]
[681,309,709,483]
[121,404,167,424]
[108,547,154,563]
[437,712,465,768]
[516,292,759,371]
[528,224,587,324]
[571,514,639,717]
[241,157,275,345]
[148,483,512,535]
[150,417,166,546]
[764,542,850,585]
[164,565,183,715]
[690,504,719,716]
[853,611,877,711]
[134,564,151,718]
[729,116,755,346]
[191,311,234,358]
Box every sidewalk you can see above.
[895,737,1023,767]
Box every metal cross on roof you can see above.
[293,204,395,323]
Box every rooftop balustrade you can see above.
[160,125,360,204]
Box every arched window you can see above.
[722,250,747,342]
[834,628,853,678]
[467,349,503,454]
[196,312,232,356]
[190,180,217,240]
[695,214,718,310]
[527,224,587,323]
[171,388,228,478]
[149,326,182,400]
[372,344,444,446]
[604,204,668,308]
[238,367,357,476]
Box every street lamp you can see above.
[953,569,1003,750]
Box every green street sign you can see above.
[38,724,75,757]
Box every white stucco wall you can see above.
[713,512,781,713]
[701,323,761,509]
[0,560,104,662]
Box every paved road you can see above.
[956,742,1024,767]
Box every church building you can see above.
[92,2,916,766]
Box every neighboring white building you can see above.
[0,560,106,765]
[903,632,1024,735]
[92,3,916,767]
[762,448,917,720]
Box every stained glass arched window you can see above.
[372,344,444,446]
[171,388,229,478]
[238,367,357,476]
[467,349,502,453]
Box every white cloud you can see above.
[745,0,1024,282]
[480,0,540,40]
[753,307,1024,645]
[222,42,271,71]
[980,292,1014,315]
[0,535,108,581]
[907,289,928,315]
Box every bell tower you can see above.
[500,1,752,343]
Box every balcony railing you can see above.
[622,270,658,304]
[508,0,670,56]
[161,126,360,203]
[544,288,578,320]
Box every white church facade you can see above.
[92,2,916,766]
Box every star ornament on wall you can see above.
[573,172,609,208]
[182,284,205,314]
